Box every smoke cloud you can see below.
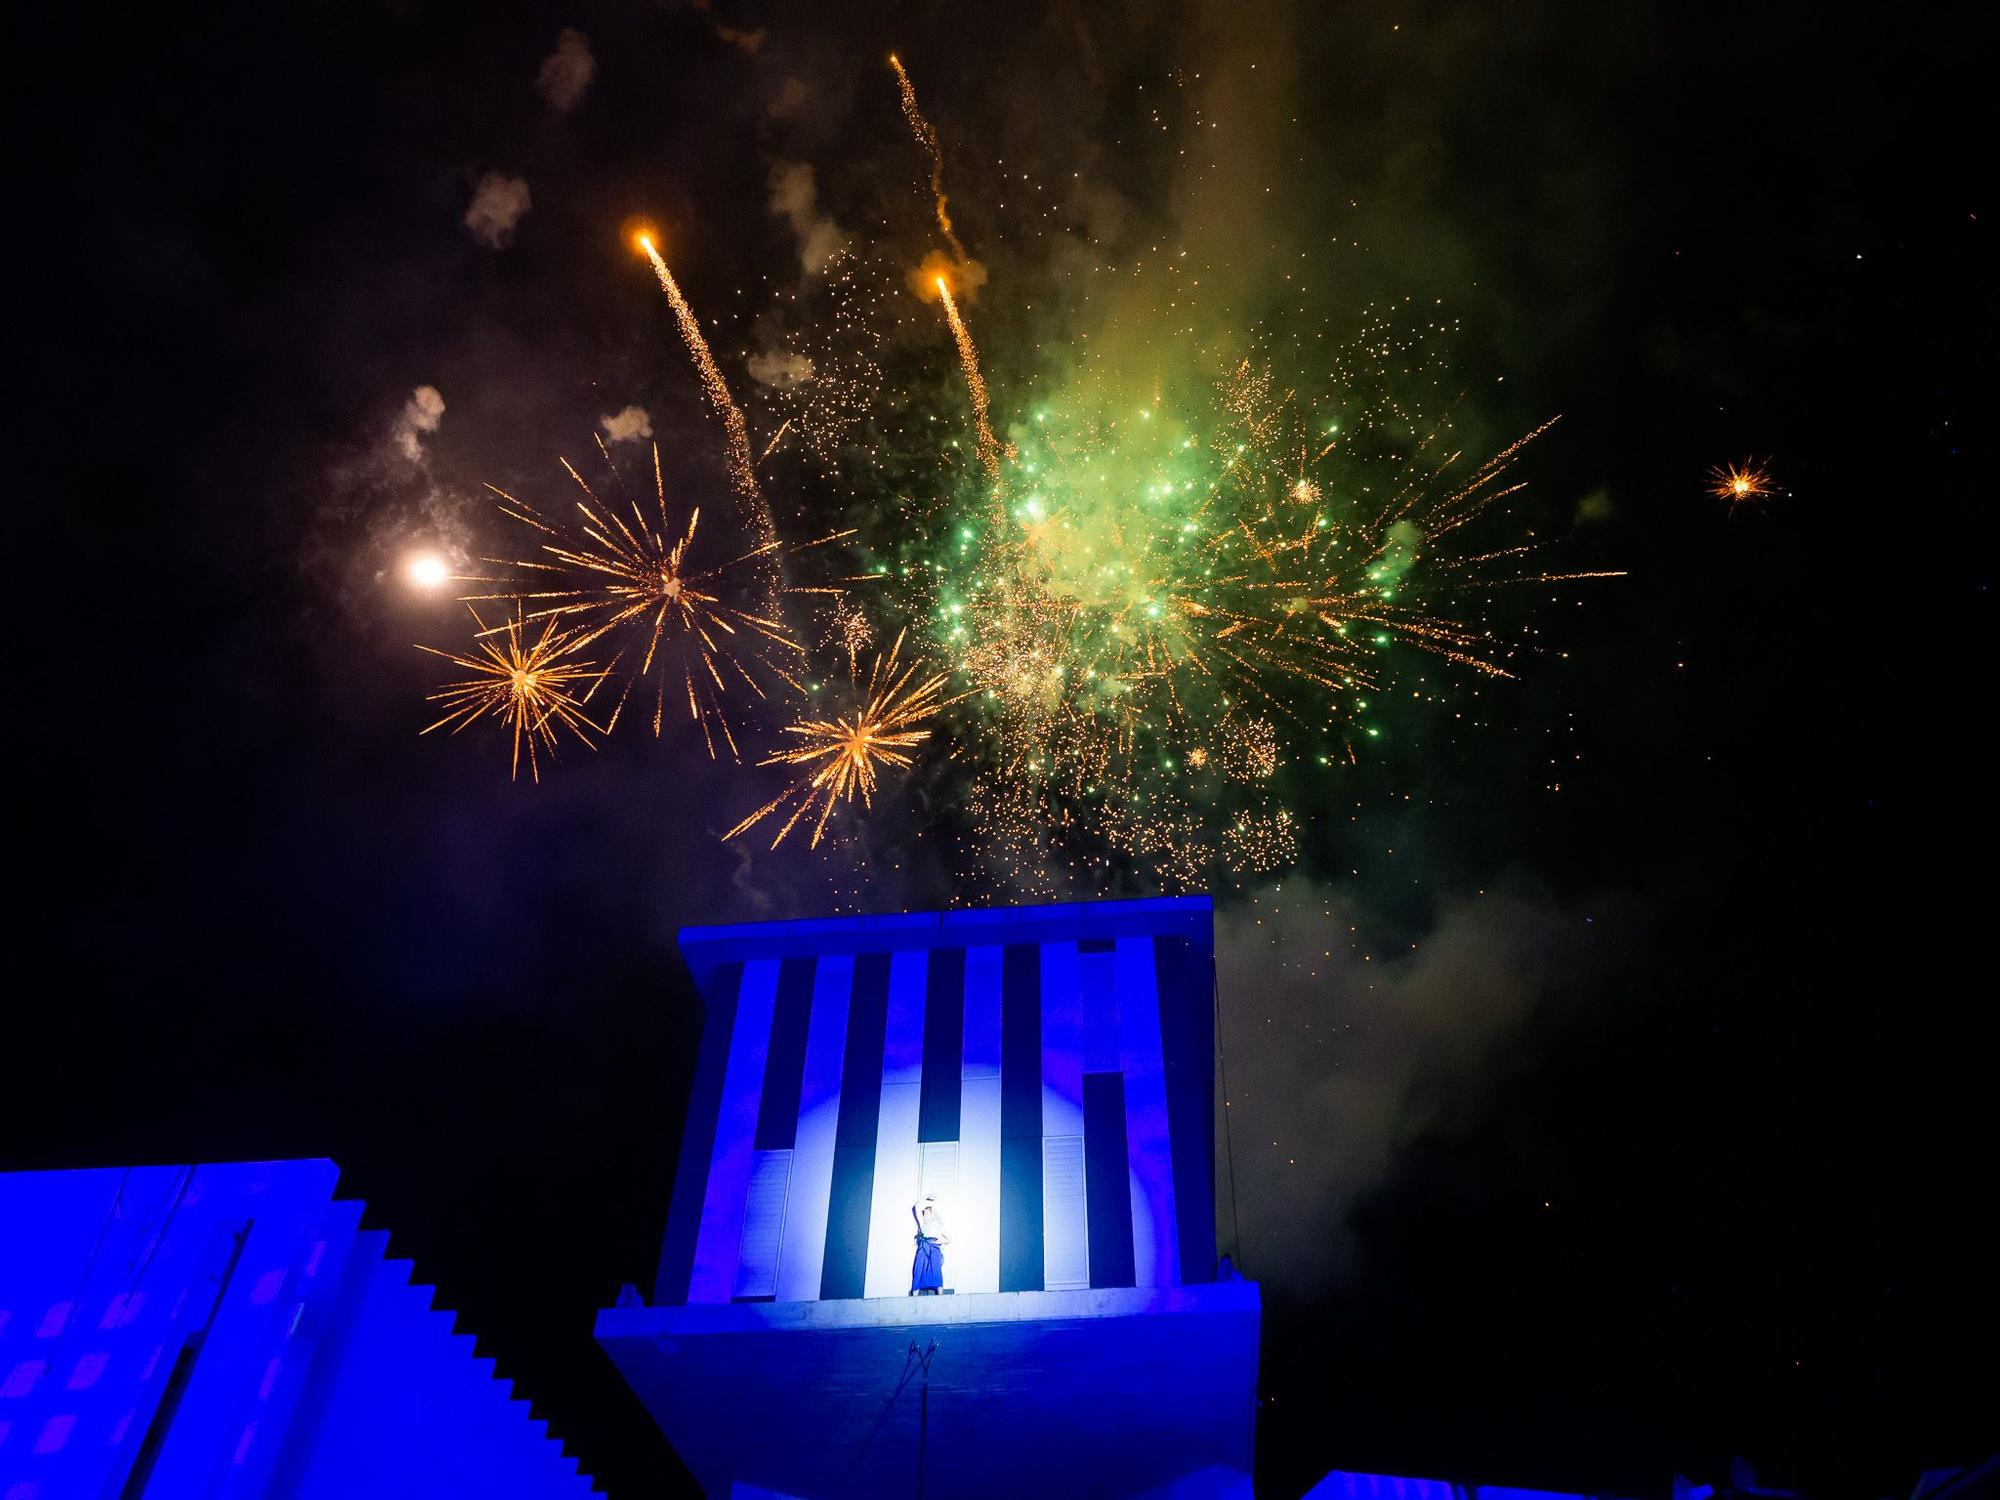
[766,160,847,277]
[1575,488,1615,523]
[534,29,595,113]
[714,24,765,55]
[767,76,810,121]
[599,405,653,444]
[748,349,814,389]
[1214,879,1626,1289]
[464,172,531,248]
[309,384,479,629]
[392,385,445,463]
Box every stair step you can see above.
[281,1221,597,1494]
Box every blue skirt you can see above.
[912,1235,943,1290]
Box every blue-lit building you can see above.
[14,894,1935,1499]
[596,895,1264,1499]
[0,1159,597,1497]
[1302,1472,1635,1500]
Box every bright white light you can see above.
[406,552,450,590]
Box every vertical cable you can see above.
[1212,963,1243,1268]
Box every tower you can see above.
[596,896,1260,1499]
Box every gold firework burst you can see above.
[477,442,841,760]
[1709,458,1777,509]
[418,605,605,782]
[823,597,876,676]
[1221,806,1299,874]
[726,630,961,849]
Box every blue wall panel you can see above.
[999,943,1045,1293]
[918,947,965,1143]
[1155,935,1219,1283]
[1083,1071,1137,1289]
[753,956,817,1151]
[820,952,890,1299]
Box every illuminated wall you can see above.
[0,1160,594,1498]
[654,897,1219,1306]
[604,897,1258,1498]
[1304,1472,1637,1500]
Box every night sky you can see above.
[13,1,1994,1496]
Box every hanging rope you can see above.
[839,1338,937,1496]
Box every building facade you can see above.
[657,896,1223,1307]
[598,895,1263,1499]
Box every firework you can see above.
[725,630,960,849]
[418,605,605,783]
[947,389,1536,733]
[823,596,876,676]
[1709,458,1776,509]
[406,65,1624,894]
[638,234,774,551]
[889,55,970,270]
[474,442,825,759]
[912,345,1623,884]
[935,277,1003,490]
[744,252,891,477]
[1220,718,1280,782]
[1220,806,1299,874]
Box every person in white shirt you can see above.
[910,1195,948,1294]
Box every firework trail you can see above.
[418,605,605,783]
[725,629,962,849]
[935,277,1003,490]
[890,55,970,269]
[892,56,998,484]
[639,235,775,551]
